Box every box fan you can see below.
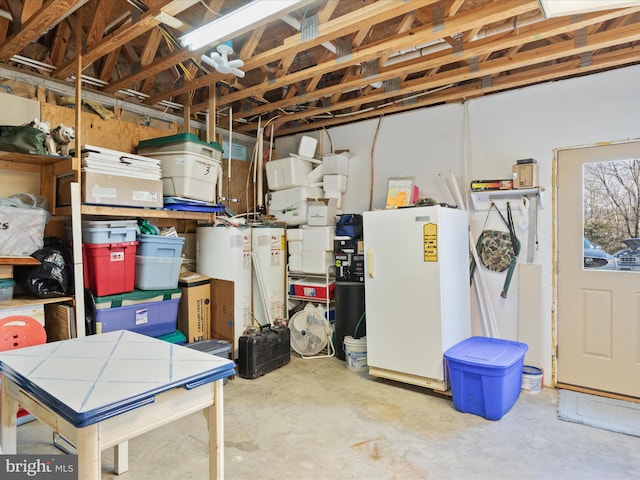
[289,304,334,359]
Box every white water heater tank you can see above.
[251,225,286,325]
[196,224,252,356]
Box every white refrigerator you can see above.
[363,206,471,391]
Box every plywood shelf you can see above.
[53,204,217,221]
[0,295,74,309]
[0,151,68,165]
[0,256,40,266]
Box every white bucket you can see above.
[344,336,367,373]
[521,365,543,394]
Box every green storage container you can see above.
[137,133,222,160]
[0,278,16,301]
[157,329,187,344]
[94,288,182,310]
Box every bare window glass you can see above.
[583,159,640,271]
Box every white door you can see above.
[557,142,640,397]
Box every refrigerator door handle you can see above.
[367,248,374,278]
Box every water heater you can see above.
[251,225,286,326]
[196,224,252,356]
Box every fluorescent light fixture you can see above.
[538,0,640,18]
[180,0,305,51]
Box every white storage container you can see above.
[288,240,303,255]
[151,150,221,202]
[266,157,313,191]
[324,191,343,209]
[137,133,223,160]
[288,254,303,272]
[298,136,318,158]
[286,228,303,241]
[266,186,323,226]
[322,153,350,175]
[323,174,348,193]
[302,225,335,251]
[302,250,334,275]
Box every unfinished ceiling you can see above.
[0,0,639,137]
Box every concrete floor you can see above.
[17,354,640,480]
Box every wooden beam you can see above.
[52,0,198,79]
[213,0,539,109]
[49,17,71,66]
[246,26,640,134]
[226,6,640,125]
[86,0,113,48]
[0,0,84,61]
[138,0,440,105]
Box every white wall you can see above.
[276,64,640,384]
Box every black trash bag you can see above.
[16,237,74,298]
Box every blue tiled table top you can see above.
[0,330,235,427]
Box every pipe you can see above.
[257,119,264,210]
[447,171,500,338]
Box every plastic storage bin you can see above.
[266,186,323,226]
[157,329,187,344]
[0,278,15,301]
[137,234,184,258]
[265,156,313,191]
[151,150,221,202]
[444,336,528,420]
[96,296,181,338]
[134,255,182,290]
[83,241,138,296]
[185,339,232,383]
[67,219,138,244]
[137,133,223,160]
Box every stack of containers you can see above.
[136,133,223,203]
[81,219,185,339]
[93,287,183,338]
[82,219,139,297]
[321,152,352,209]
[265,136,323,226]
[134,234,184,290]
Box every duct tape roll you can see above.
[521,365,543,394]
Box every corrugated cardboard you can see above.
[307,197,338,226]
[211,278,235,356]
[44,304,75,341]
[81,171,163,208]
[0,265,12,279]
[178,272,211,343]
[512,163,538,189]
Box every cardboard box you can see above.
[512,163,538,189]
[211,278,235,357]
[307,198,338,226]
[81,171,163,208]
[178,272,211,343]
[0,265,12,279]
[334,253,365,283]
[45,304,75,341]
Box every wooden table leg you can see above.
[114,441,129,474]
[206,380,224,480]
[76,424,101,480]
[0,378,18,454]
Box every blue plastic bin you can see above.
[444,336,528,420]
